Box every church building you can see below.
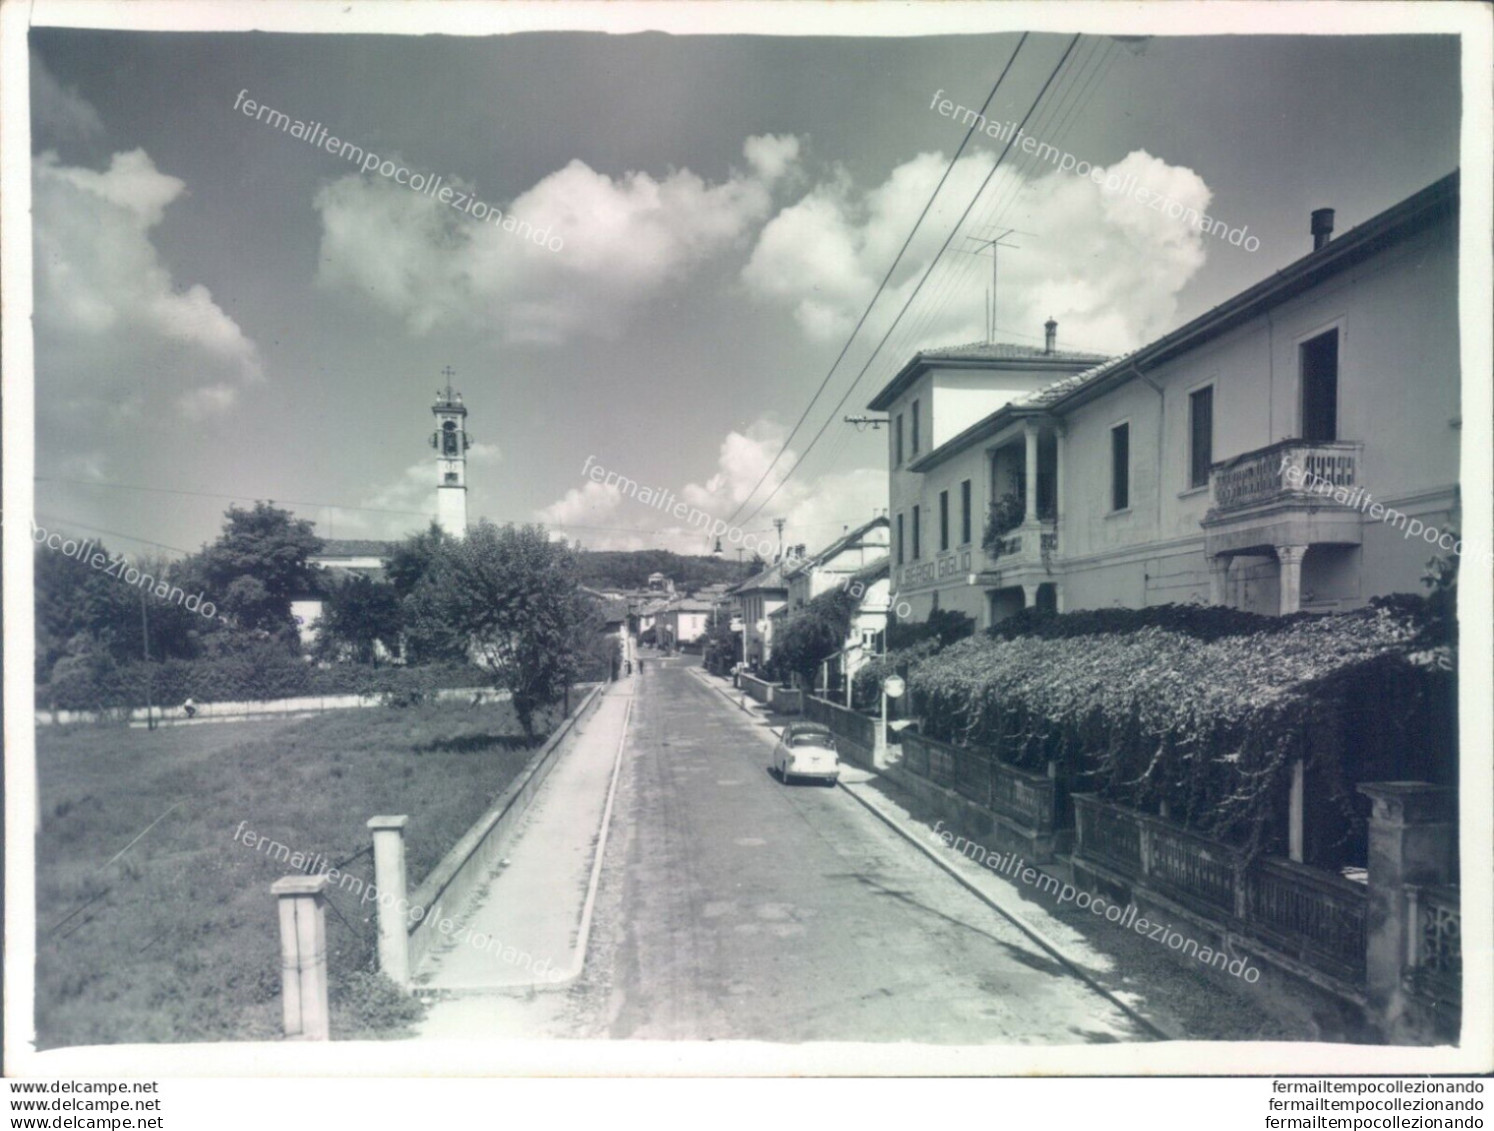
[290,374,473,643]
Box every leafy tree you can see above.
[403,522,595,735]
[35,540,207,678]
[197,502,322,638]
[384,523,452,598]
[767,587,860,687]
[316,574,403,664]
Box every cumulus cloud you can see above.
[537,419,886,555]
[328,442,503,540]
[32,148,263,429]
[742,146,1214,355]
[314,135,802,344]
[30,53,104,145]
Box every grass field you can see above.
[34,696,572,1047]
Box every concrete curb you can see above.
[547,689,633,990]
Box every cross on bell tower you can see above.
[430,367,470,536]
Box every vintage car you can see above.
[771,721,840,785]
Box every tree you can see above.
[767,587,860,687]
[384,523,451,598]
[35,540,206,678]
[197,502,322,637]
[403,522,594,735]
[316,574,403,664]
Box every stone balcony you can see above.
[1202,439,1365,558]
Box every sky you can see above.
[27,26,1461,560]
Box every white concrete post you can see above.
[272,875,330,1040]
[367,815,411,985]
[1023,423,1039,524]
[1277,544,1309,615]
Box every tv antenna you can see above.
[958,229,1030,343]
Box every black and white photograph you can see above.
[3,0,1491,1105]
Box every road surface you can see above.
[583,657,1146,1044]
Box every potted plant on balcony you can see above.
[982,491,1026,562]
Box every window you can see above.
[1301,329,1339,442]
[895,415,904,467]
[939,490,950,552]
[896,514,904,565]
[911,400,921,456]
[1189,386,1214,489]
[912,505,922,560]
[960,479,972,545]
[1111,423,1130,512]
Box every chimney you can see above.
[1311,208,1334,251]
[1044,317,1057,355]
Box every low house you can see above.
[655,597,713,650]
[726,559,790,668]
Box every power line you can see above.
[732,35,1084,531]
[719,33,1032,533]
[34,475,708,538]
[35,476,436,519]
[32,512,201,558]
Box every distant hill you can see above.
[576,549,758,593]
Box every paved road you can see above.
[594,658,1147,1044]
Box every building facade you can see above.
[781,516,891,610]
[876,173,1460,626]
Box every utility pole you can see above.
[773,517,786,561]
[140,589,155,731]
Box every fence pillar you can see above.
[367,815,411,986]
[1356,782,1457,1039]
[272,875,331,1040]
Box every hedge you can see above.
[906,600,1455,858]
[37,657,493,712]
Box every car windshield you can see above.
[790,733,834,749]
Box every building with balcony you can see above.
[870,328,1109,626]
[876,171,1459,624]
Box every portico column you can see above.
[1276,544,1309,615]
[1021,583,1040,608]
[1023,423,1039,524]
[1208,555,1231,607]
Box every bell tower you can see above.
[430,367,470,536]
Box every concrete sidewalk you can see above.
[414,677,633,1013]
